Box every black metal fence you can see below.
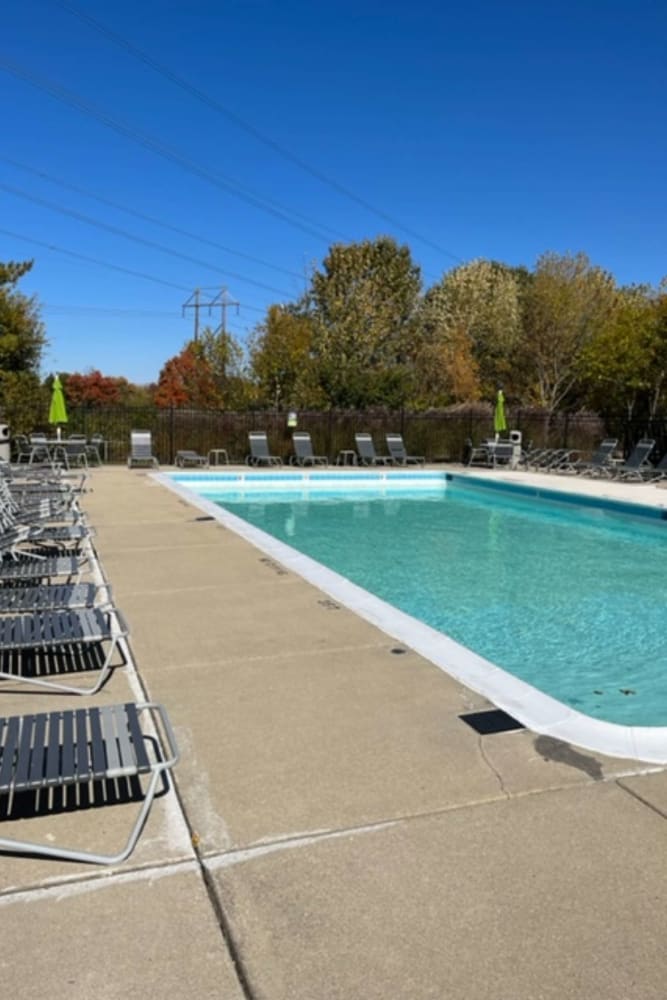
[24,405,667,465]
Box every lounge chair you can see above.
[355,433,393,466]
[247,431,282,466]
[385,433,425,466]
[0,701,179,864]
[291,432,328,466]
[642,451,667,481]
[467,440,514,468]
[561,439,618,476]
[612,439,656,480]
[128,431,159,469]
[0,604,129,694]
[175,449,208,468]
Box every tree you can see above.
[517,252,617,415]
[63,370,126,406]
[0,259,47,431]
[249,306,321,409]
[578,280,667,420]
[153,341,221,408]
[197,327,251,410]
[307,237,422,407]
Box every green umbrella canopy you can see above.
[493,388,507,434]
[48,374,68,428]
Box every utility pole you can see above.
[182,286,239,340]
[210,287,240,336]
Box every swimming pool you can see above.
[163,469,667,761]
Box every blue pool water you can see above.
[191,476,667,727]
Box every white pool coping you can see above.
[157,469,667,764]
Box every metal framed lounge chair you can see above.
[0,701,179,864]
[561,439,618,476]
[355,433,393,466]
[0,580,110,614]
[467,440,513,468]
[127,431,159,469]
[175,449,208,468]
[612,439,656,480]
[0,604,129,694]
[385,433,425,466]
[641,450,667,481]
[0,549,90,585]
[291,432,328,466]
[247,431,282,466]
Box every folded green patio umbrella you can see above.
[494,388,507,435]
[48,374,68,440]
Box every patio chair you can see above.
[128,430,159,469]
[175,449,208,468]
[85,434,106,465]
[641,450,667,481]
[561,439,618,476]
[385,433,425,466]
[0,548,90,585]
[612,439,656,480]
[291,432,328,466]
[0,604,129,694]
[0,581,109,614]
[355,433,393,466]
[0,701,179,864]
[247,431,282,466]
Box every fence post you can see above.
[169,406,175,464]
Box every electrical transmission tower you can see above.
[182,286,239,340]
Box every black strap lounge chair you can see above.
[0,581,109,615]
[0,605,129,694]
[467,440,514,468]
[613,439,655,480]
[641,450,667,481]
[291,432,328,466]
[0,701,179,864]
[128,430,159,469]
[355,433,393,466]
[247,431,282,466]
[562,439,618,476]
[385,433,425,466]
[175,450,208,468]
[0,550,89,585]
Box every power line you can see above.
[0,180,294,297]
[52,0,463,264]
[0,57,347,245]
[0,155,304,283]
[0,226,192,291]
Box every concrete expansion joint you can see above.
[615,777,667,820]
[0,858,200,907]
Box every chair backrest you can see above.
[355,433,377,461]
[623,439,655,469]
[248,432,271,460]
[385,434,407,462]
[590,439,617,465]
[131,430,154,459]
[292,432,314,460]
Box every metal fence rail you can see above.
[22,405,667,466]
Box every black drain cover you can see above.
[459,709,524,735]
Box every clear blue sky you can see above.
[2,0,665,384]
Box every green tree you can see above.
[578,280,667,420]
[249,305,321,409]
[413,259,523,405]
[197,326,251,410]
[517,252,617,415]
[0,259,47,432]
[308,237,422,407]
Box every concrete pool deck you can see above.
[3,464,667,998]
